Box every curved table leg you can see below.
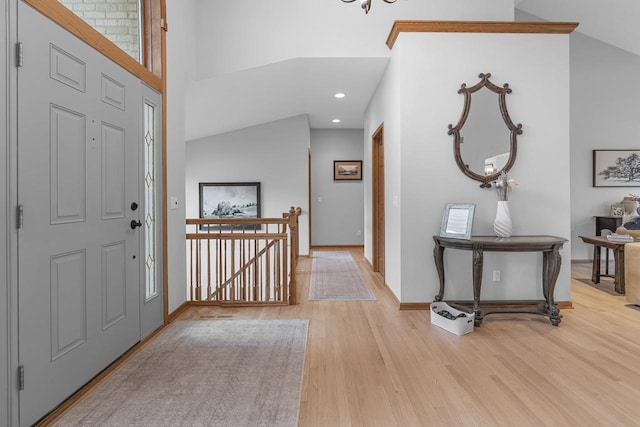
[543,244,563,326]
[472,245,484,326]
[433,243,445,302]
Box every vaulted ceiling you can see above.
[185,1,639,141]
[516,0,640,57]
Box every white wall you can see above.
[310,129,364,246]
[364,52,403,299]
[185,115,311,255]
[569,31,640,260]
[195,0,515,77]
[365,31,572,303]
[165,0,197,313]
[517,9,640,260]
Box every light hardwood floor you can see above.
[177,248,640,427]
[41,248,640,426]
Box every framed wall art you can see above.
[199,182,261,229]
[334,160,362,181]
[593,150,640,187]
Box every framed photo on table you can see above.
[610,203,624,217]
[439,203,475,240]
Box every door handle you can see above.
[130,220,142,230]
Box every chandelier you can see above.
[341,0,397,14]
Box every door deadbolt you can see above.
[131,202,138,211]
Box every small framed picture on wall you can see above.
[334,160,362,181]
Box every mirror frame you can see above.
[447,73,523,188]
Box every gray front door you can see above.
[17,3,141,425]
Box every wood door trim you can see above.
[22,0,162,92]
[308,148,312,249]
[372,123,384,275]
[386,20,579,49]
[161,4,168,323]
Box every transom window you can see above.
[58,0,142,62]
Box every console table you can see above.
[594,216,623,276]
[578,235,627,294]
[432,235,568,326]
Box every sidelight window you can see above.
[143,101,157,299]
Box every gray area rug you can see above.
[53,320,308,427]
[309,251,376,301]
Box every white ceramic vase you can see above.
[494,200,513,238]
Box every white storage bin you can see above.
[430,301,475,336]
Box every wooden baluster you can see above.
[242,237,247,301]
[268,240,272,302]
[238,235,243,301]
[207,233,211,301]
[229,235,232,300]
[277,239,282,302]
[189,238,195,301]
[253,234,258,301]
[288,206,298,304]
[218,237,223,301]
[194,237,200,301]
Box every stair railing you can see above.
[186,207,301,305]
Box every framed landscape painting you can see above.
[593,150,640,187]
[334,160,362,181]
[199,182,261,229]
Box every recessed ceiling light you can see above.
[332,119,341,123]
[334,93,346,99]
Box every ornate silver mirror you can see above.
[447,73,523,188]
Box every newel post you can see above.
[288,206,299,304]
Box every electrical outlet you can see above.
[492,270,501,282]
[357,229,362,236]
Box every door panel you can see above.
[49,43,86,92]
[17,3,141,425]
[102,241,127,328]
[101,123,127,219]
[50,250,87,359]
[50,104,87,223]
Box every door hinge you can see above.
[16,205,23,229]
[16,42,23,67]
[18,365,24,391]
